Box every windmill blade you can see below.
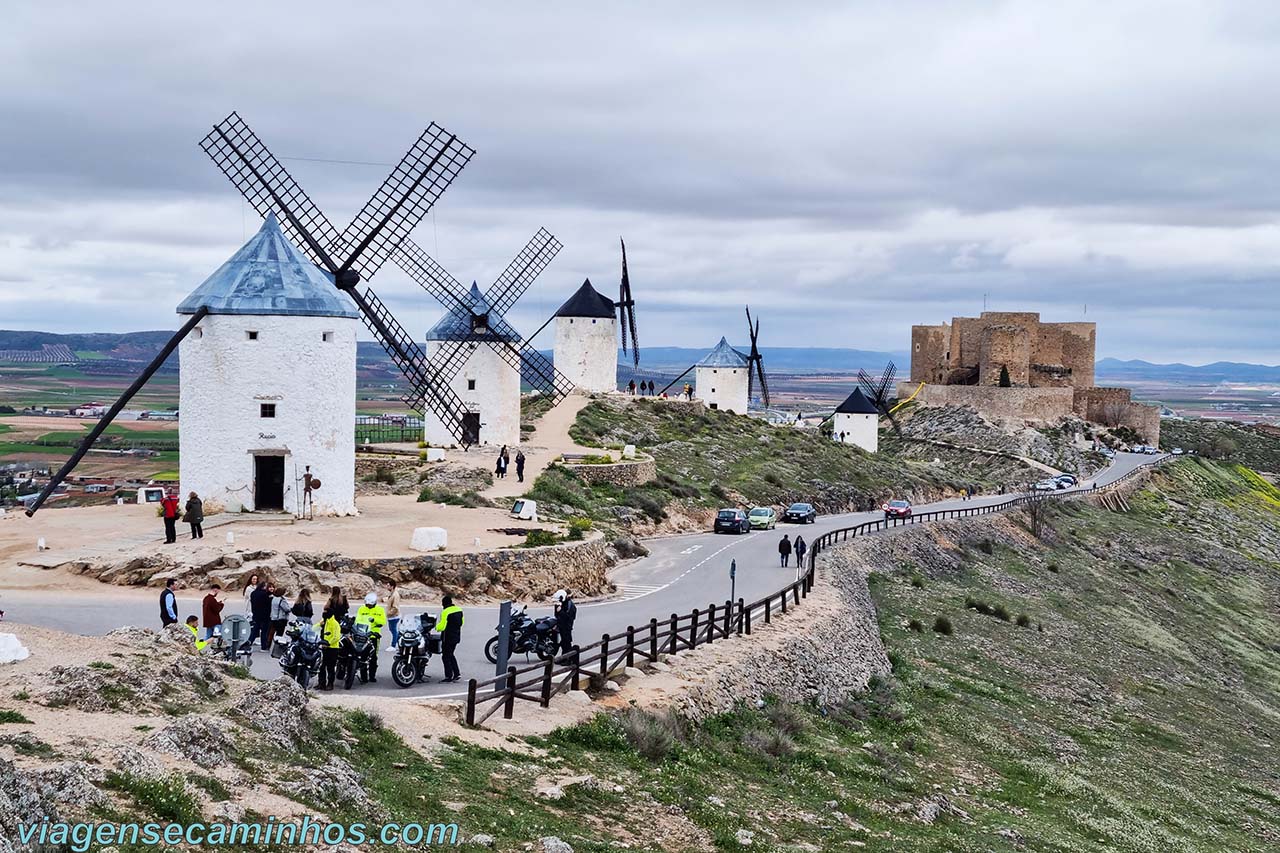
[25,308,209,516]
[747,357,756,403]
[486,340,575,403]
[659,363,696,397]
[619,238,639,366]
[484,228,563,318]
[857,368,882,403]
[876,361,897,399]
[393,238,473,316]
[337,123,474,278]
[200,112,345,271]
[756,358,771,409]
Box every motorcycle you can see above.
[391,612,440,688]
[336,618,377,690]
[484,604,560,664]
[279,622,322,689]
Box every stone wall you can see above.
[659,542,891,721]
[1056,322,1097,388]
[900,382,1076,423]
[978,324,1031,386]
[1073,387,1160,444]
[561,455,657,487]
[910,324,950,384]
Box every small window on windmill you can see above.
[246,330,259,341]
[260,403,276,418]
[322,331,334,343]
[467,379,476,391]
[592,319,597,324]
[193,328,203,339]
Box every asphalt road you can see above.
[0,452,1160,699]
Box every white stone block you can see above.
[226,531,235,545]
[425,447,445,462]
[410,527,448,552]
[622,444,636,459]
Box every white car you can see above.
[1031,480,1058,492]
[1172,447,1184,455]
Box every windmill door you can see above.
[460,413,481,447]
[254,455,285,511]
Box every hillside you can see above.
[1159,418,1280,473]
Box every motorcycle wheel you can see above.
[484,636,500,664]
[343,664,356,690]
[391,658,416,688]
[536,639,558,661]
[358,664,368,684]
[296,668,311,690]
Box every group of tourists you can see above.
[776,533,807,568]
[494,446,526,482]
[159,489,204,543]
[627,379,660,396]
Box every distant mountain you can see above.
[1097,358,1280,384]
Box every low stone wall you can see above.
[901,382,1076,423]
[56,532,615,603]
[561,454,657,488]
[656,542,891,721]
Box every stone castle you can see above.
[902,311,1159,443]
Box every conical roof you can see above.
[555,278,616,318]
[835,387,880,415]
[425,282,524,342]
[176,215,357,319]
[697,336,749,368]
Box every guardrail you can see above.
[463,455,1168,726]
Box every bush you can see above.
[365,467,396,485]
[417,440,428,449]
[964,596,993,616]
[710,483,729,501]
[524,529,559,547]
[0,709,31,724]
[743,728,796,758]
[910,575,925,589]
[762,702,807,736]
[977,538,994,555]
[104,772,202,824]
[1047,562,1060,573]
[416,487,486,508]
[933,616,954,635]
[907,618,924,633]
[418,451,428,462]
[566,517,593,540]
[1016,613,1032,628]
[993,604,1012,622]
[617,707,682,761]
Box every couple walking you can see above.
[777,534,807,568]
[495,446,526,482]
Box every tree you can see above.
[998,365,1011,387]
[1023,483,1050,538]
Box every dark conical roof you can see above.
[424,281,523,342]
[176,215,357,319]
[835,387,879,415]
[555,278,616,318]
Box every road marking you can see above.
[679,544,704,555]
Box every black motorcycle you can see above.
[279,622,322,689]
[484,605,560,664]
[337,619,377,690]
[391,612,440,688]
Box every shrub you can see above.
[710,483,729,501]
[1016,613,1032,628]
[762,702,807,736]
[907,619,924,633]
[933,616,954,635]
[566,517,593,540]
[910,575,925,589]
[524,529,559,547]
[993,604,1012,622]
[104,773,202,824]
[418,451,428,462]
[365,466,396,485]
[1047,562,1061,573]
[964,596,993,616]
[617,707,681,761]
[977,539,994,555]
[0,709,32,724]
[743,728,796,758]
[417,440,427,449]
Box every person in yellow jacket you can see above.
[435,595,464,683]
[355,592,388,683]
[184,615,207,652]
[318,608,341,691]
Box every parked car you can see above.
[1100,447,1116,458]
[882,499,912,519]
[1171,447,1184,455]
[714,508,750,534]
[748,506,777,530]
[1031,479,1058,492]
[1055,473,1078,488]
[782,502,817,524]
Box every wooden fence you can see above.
[464,455,1168,726]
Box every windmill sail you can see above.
[619,238,639,366]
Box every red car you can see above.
[882,499,912,520]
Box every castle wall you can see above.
[909,325,949,384]
[1057,322,1097,388]
[899,382,1076,422]
[950,317,985,368]
[179,313,358,516]
[978,324,1031,386]
[1072,386,1159,444]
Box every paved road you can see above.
[0,453,1160,698]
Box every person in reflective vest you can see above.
[319,608,341,691]
[184,616,207,652]
[355,592,387,683]
[435,596,464,683]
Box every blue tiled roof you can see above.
[424,282,524,343]
[697,336,749,368]
[176,215,358,319]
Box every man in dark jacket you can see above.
[201,584,223,640]
[553,589,577,656]
[434,595,464,683]
[778,534,792,568]
[793,535,807,569]
[242,581,274,651]
[159,578,178,627]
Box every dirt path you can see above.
[481,394,601,501]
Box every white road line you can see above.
[679,544,704,555]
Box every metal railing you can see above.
[463,455,1168,726]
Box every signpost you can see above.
[729,558,737,606]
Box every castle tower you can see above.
[176,215,358,516]
[553,278,617,393]
[831,387,879,453]
[695,337,750,413]
[422,283,522,448]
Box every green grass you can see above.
[0,709,32,724]
[104,772,203,824]
[1160,418,1280,472]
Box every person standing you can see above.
[161,489,180,544]
[647,380,655,396]
[495,453,507,480]
[325,586,349,621]
[244,581,273,651]
[794,535,807,569]
[553,589,577,656]
[778,534,792,568]
[201,584,223,641]
[515,451,526,483]
[242,573,259,614]
[184,492,204,540]
[628,379,636,395]
[269,587,291,647]
[318,607,340,691]
[184,616,207,651]
[159,578,178,627]
[435,595,464,682]
[385,579,402,646]
[291,588,313,624]
[355,592,387,682]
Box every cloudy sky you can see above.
[3,1,1280,364]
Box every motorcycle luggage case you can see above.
[426,634,441,654]
[270,638,288,659]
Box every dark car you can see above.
[783,502,817,524]
[1054,473,1078,488]
[882,499,912,519]
[714,508,750,534]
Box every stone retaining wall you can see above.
[561,455,657,487]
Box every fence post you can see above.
[649,618,658,661]
[669,613,679,653]
[626,625,636,668]
[794,584,801,605]
[502,666,516,719]
[765,597,772,623]
[540,658,553,707]
[736,597,745,635]
[571,647,581,691]
[600,634,610,678]
[465,679,477,726]
[781,589,788,614]
[690,608,700,649]
[706,603,716,644]
[745,603,752,635]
